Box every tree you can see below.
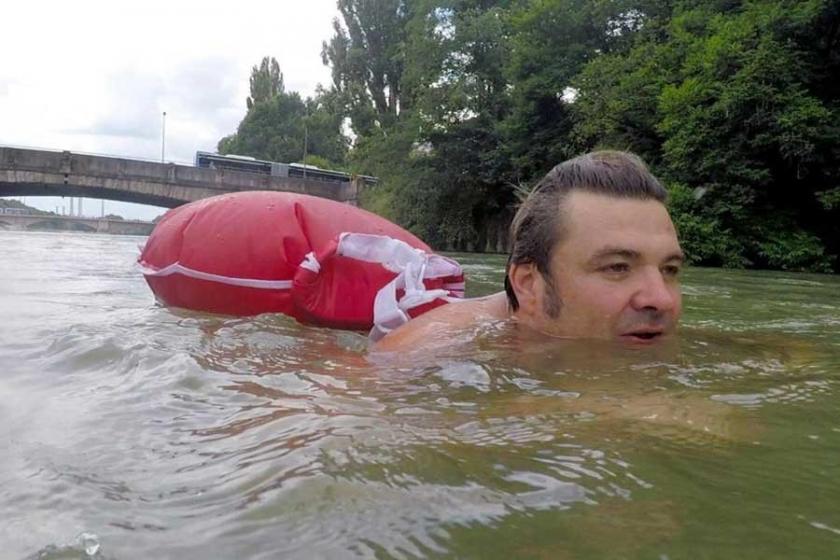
[302,88,351,167]
[347,1,518,250]
[218,60,348,167]
[322,0,412,135]
[219,90,306,162]
[569,0,839,271]
[322,0,840,268]
[247,56,284,109]
[656,1,838,270]
[504,0,673,181]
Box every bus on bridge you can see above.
[194,152,378,186]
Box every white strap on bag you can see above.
[138,261,294,290]
[336,233,462,341]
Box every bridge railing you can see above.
[0,142,195,167]
[0,143,359,182]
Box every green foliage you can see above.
[571,41,671,163]
[217,0,840,271]
[657,3,832,188]
[667,183,748,268]
[817,187,840,210]
[507,0,678,177]
[358,180,398,223]
[302,89,351,167]
[752,223,834,273]
[669,183,835,272]
[335,0,518,251]
[0,198,52,215]
[505,0,607,178]
[218,63,348,167]
[218,90,307,162]
[321,0,411,135]
[247,56,284,110]
[351,116,431,233]
[657,1,838,271]
[570,0,840,272]
[301,154,340,172]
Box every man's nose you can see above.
[631,267,678,312]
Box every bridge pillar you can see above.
[60,151,71,176]
[346,177,365,206]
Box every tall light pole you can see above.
[302,104,308,180]
[161,111,167,163]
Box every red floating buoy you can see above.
[138,191,465,338]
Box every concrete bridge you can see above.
[0,212,155,235]
[0,146,361,208]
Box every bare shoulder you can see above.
[372,292,509,352]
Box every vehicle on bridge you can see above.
[195,152,377,186]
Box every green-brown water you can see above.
[1,231,839,559]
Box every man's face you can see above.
[530,190,684,345]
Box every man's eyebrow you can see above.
[588,247,687,265]
[588,247,641,263]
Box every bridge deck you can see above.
[0,146,360,208]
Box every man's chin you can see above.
[526,326,673,345]
[518,319,678,347]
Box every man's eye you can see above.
[602,263,630,273]
[662,265,682,277]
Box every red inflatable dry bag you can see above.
[138,191,465,339]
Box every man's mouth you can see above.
[620,329,665,343]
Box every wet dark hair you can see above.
[504,150,668,311]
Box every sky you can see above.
[0,0,339,220]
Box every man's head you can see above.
[505,150,684,344]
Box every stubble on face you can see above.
[542,275,562,319]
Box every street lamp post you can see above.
[161,111,167,163]
[302,105,308,180]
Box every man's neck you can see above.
[484,291,513,320]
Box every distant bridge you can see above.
[0,212,155,235]
[0,146,361,208]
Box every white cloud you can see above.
[0,0,339,219]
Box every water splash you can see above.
[77,533,100,557]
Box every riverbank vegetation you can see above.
[219,0,840,273]
[0,199,53,215]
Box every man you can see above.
[373,150,685,351]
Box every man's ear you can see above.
[507,262,542,315]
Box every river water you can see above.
[1,230,839,559]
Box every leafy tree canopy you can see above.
[247,56,285,109]
[219,59,348,168]
[218,0,840,271]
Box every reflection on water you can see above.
[2,231,840,559]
